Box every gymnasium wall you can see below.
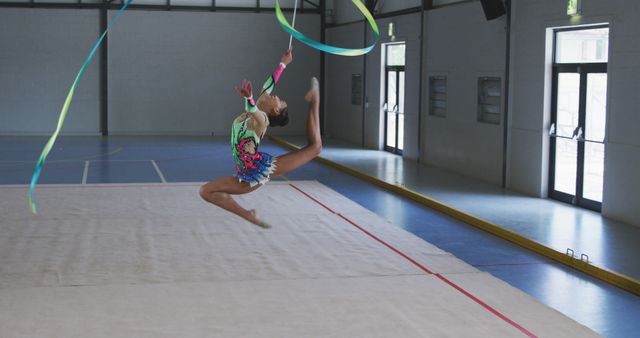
[330,0,422,23]
[0,8,320,137]
[421,2,506,185]
[325,23,365,145]
[108,10,320,136]
[509,0,640,225]
[366,13,422,158]
[0,9,101,135]
[373,0,422,16]
[327,0,640,225]
[324,1,506,179]
[324,13,422,158]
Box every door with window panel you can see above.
[383,43,405,155]
[550,26,608,211]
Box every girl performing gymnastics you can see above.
[199,49,322,228]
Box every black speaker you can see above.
[480,0,506,20]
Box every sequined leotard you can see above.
[231,63,286,186]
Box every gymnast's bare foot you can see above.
[305,77,319,103]
[247,209,271,229]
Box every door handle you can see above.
[572,126,583,140]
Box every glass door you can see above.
[582,72,607,205]
[383,43,405,155]
[550,26,608,211]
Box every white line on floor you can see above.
[151,160,167,183]
[82,161,89,184]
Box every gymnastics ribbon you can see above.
[28,0,134,214]
[275,0,379,56]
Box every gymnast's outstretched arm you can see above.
[257,48,292,100]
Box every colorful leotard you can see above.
[231,63,286,186]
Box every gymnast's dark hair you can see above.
[269,107,289,127]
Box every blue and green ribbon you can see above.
[29,0,378,213]
[275,0,379,56]
[28,0,134,214]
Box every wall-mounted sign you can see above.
[388,22,396,42]
[567,0,581,16]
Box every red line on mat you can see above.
[289,184,434,275]
[434,273,536,337]
[337,214,435,275]
[289,183,537,338]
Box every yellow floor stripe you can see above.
[269,135,640,296]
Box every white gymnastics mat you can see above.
[0,181,599,337]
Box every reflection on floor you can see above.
[279,136,640,281]
[0,136,638,337]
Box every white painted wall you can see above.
[422,2,506,184]
[0,8,318,137]
[325,23,365,145]
[366,14,422,158]
[377,0,422,14]
[330,0,424,24]
[327,2,504,171]
[108,10,320,136]
[331,0,421,24]
[0,9,101,135]
[327,0,640,225]
[324,13,421,156]
[509,0,640,225]
[332,0,366,24]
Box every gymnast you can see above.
[199,48,321,228]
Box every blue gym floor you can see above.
[1,136,638,337]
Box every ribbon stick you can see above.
[28,0,134,214]
[275,0,379,56]
[288,0,298,49]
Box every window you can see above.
[386,43,406,66]
[429,76,447,118]
[555,27,609,63]
[351,74,362,106]
[477,77,501,125]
